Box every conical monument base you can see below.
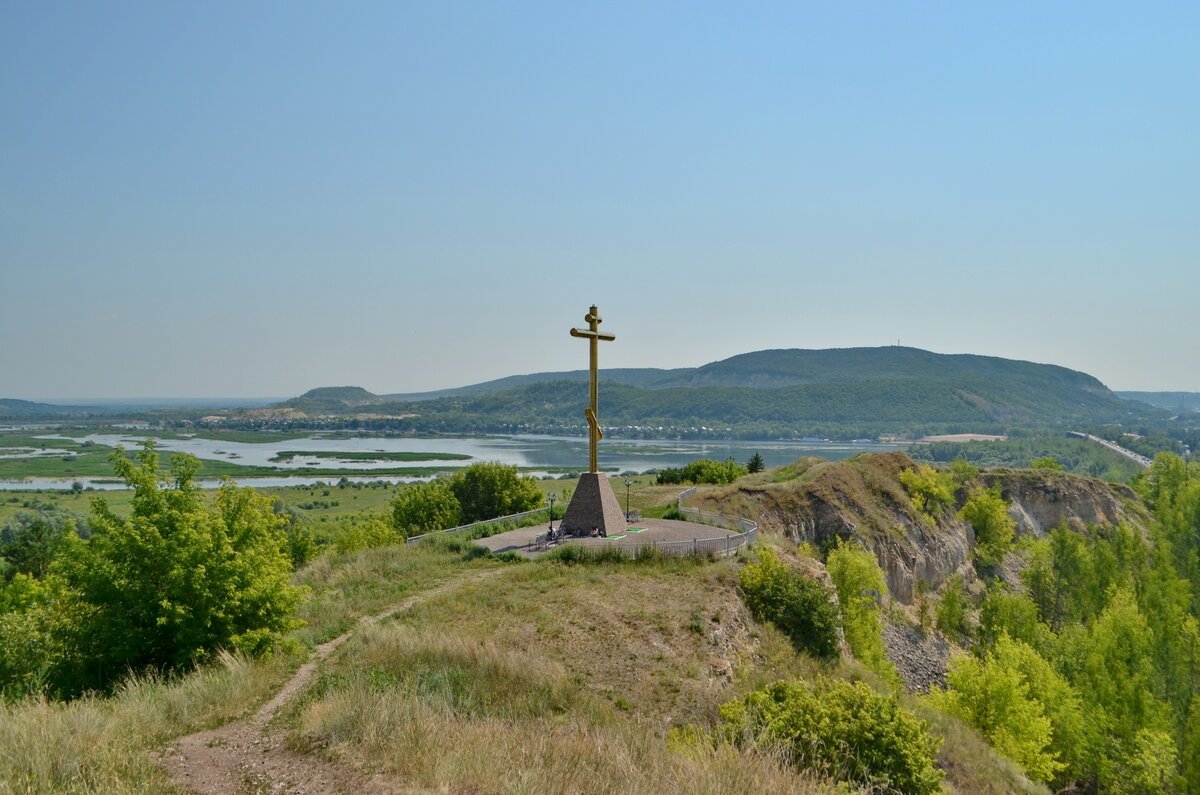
[560,472,628,536]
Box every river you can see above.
[0,433,905,491]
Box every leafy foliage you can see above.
[0,509,89,580]
[656,457,748,485]
[738,547,838,659]
[60,443,302,693]
[447,462,543,523]
[929,637,1074,784]
[333,516,399,554]
[720,678,944,794]
[958,486,1016,568]
[391,479,462,538]
[825,539,897,681]
[936,574,972,642]
[899,464,957,525]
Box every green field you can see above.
[0,473,667,526]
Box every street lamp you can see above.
[624,479,633,519]
[547,493,557,530]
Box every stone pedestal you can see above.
[560,473,628,536]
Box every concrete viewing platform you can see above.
[472,517,742,559]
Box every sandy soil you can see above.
[914,433,1007,443]
[160,571,498,794]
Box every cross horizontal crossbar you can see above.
[570,328,616,341]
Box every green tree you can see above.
[929,639,1066,784]
[60,442,302,692]
[391,479,462,538]
[958,486,1016,569]
[447,462,542,522]
[977,583,1053,654]
[899,464,957,525]
[746,452,765,474]
[721,678,943,794]
[738,547,838,659]
[936,574,972,642]
[0,509,89,580]
[826,538,897,681]
[949,457,979,485]
[0,573,88,698]
[1030,456,1064,471]
[1077,587,1174,788]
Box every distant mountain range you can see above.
[1116,391,1200,413]
[0,399,116,420]
[275,347,1168,439]
[4,349,1189,436]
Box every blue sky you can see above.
[2,2,1197,398]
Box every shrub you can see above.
[826,539,898,682]
[738,548,839,659]
[899,464,958,525]
[56,443,302,694]
[721,678,944,794]
[334,517,399,554]
[936,574,972,642]
[928,636,1085,785]
[447,462,543,523]
[0,509,90,580]
[391,480,462,538]
[657,457,748,485]
[958,486,1016,569]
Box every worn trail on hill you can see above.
[161,569,500,795]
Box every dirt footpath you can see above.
[160,571,499,794]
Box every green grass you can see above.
[0,541,494,795]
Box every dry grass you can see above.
[384,558,759,726]
[2,528,1049,794]
[0,650,295,795]
[288,623,831,794]
[0,542,485,795]
[292,543,501,646]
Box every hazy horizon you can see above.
[13,343,1200,404]
[3,3,1197,398]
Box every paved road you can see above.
[1068,431,1153,468]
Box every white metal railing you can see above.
[407,485,760,560]
[405,507,549,544]
[570,487,758,558]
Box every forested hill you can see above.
[276,347,1157,438]
[0,399,113,420]
[1118,390,1200,413]
[377,346,1115,400]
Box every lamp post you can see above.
[624,479,633,519]
[547,493,557,530]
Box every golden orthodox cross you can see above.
[569,305,616,473]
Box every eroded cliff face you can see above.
[694,452,1149,606]
[983,468,1148,538]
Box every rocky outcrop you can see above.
[882,621,952,693]
[983,468,1149,538]
[694,452,1151,607]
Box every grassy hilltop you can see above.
[3,449,1198,793]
